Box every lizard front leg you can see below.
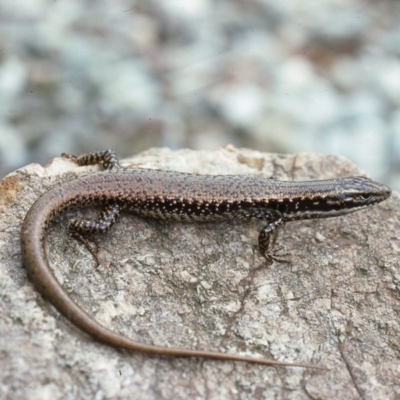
[258,218,284,261]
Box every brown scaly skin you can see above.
[20,150,391,369]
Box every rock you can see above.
[0,147,397,399]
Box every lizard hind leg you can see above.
[69,203,121,265]
[62,149,121,170]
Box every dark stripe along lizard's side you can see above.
[20,150,391,369]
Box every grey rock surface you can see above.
[0,147,398,399]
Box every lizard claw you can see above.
[263,247,291,263]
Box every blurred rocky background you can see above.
[0,0,399,188]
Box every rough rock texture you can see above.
[0,146,398,399]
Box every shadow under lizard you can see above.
[20,150,391,369]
